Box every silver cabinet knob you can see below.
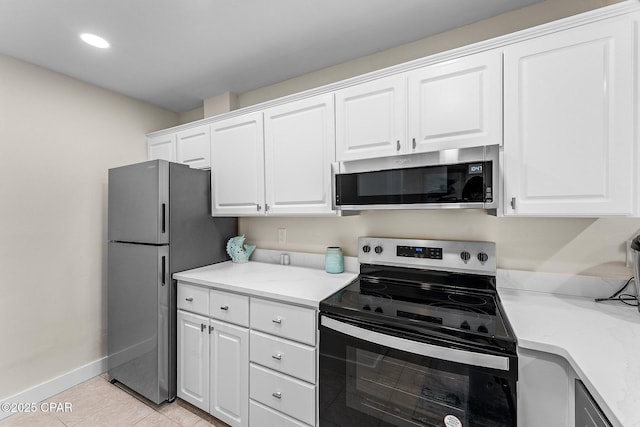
[272,318,282,324]
[272,391,282,399]
[185,297,194,302]
[272,353,282,360]
[220,305,229,311]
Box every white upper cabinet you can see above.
[176,124,211,169]
[335,74,406,161]
[263,94,336,215]
[334,50,502,162]
[503,16,635,216]
[147,133,176,162]
[210,113,265,216]
[408,49,502,153]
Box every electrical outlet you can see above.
[278,228,286,244]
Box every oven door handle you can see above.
[321,315,509,371]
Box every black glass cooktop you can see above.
[320,264,516,354]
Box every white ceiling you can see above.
[0,0,543,113]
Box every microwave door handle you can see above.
[331,162,339,211]
[320,315,509,371]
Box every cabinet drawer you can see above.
[210,289,249,327]
[250,331,316,384]
[249,364,316,426]
[177,282,209,316]
[250,299,316,345]
[249,400,311,427]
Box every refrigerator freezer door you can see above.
[108,242,171,404]
[108,160,169,244]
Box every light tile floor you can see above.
[0,376,229,427]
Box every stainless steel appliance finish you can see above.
[630,236,640,312]
[319,237,517,427]
[107,160,237,404]
[334,145,499,211]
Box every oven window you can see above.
[347,348,468,426]
[319,320,516,427]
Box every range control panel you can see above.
[397,245,443,260]
[358,237,496,275]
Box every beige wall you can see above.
[238,0,621,108]
[238,0,639,279]
[241,212,640,278]
[0,54,178,399]
[178,106,204,124]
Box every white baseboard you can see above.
[0,356,108,421]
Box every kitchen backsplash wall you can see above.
[239,212,640,279]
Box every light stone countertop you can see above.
[498,276,640,427]
[173,260,358,308]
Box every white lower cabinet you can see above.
[249,364,316,426]
[249,331,316,384]
[177,283,249,427]
[210,320,249,426]
[249,298,318,426]
[177,310,210,411]
[178,284,319,426]
[250,401,309,427]
[518,348,577,427]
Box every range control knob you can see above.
[460,251,471,263]
[477,252,489,264]
[374,245,383,254]
[362,245,371,253]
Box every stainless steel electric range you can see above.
[319,237,517,427]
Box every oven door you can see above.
[319,315,516,427]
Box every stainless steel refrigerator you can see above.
[107,160,236,404]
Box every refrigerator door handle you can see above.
[161,256,166,286]
[161,203,166,234]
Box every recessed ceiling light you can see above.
[80,33,110,49]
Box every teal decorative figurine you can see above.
[226,235,256,263]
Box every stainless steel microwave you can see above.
[334,145,498,211]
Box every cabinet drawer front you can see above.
[210,289,249,327]
[177,282,209,316]
[249,400,310,427]
[250,331,316,384]
[250,299,316,345]
[249,364,316,426]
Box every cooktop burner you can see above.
[319,237,517,354]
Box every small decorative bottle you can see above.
[325,246,344,274]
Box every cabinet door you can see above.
[177,310,209,412]
[264,94,336,215]
[335,74,406,161]
[147,134,176,162]
[503,18,634,216]
[176,125,211,169]
[408,49,502,153]
[210,113,266,216]
[210,320,249,427]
